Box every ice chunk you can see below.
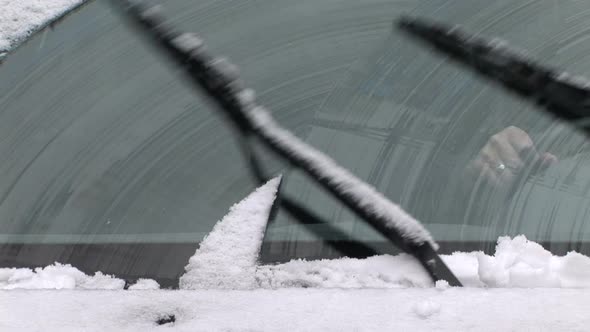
[557,252,590,288]
[477,252,510,287]
[128,278,160,290]
[435,280,450,290]
[413,300,441,319]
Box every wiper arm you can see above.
[242,138,381,259]
[110,0,461,286]
[397,16,590,134]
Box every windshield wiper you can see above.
[397,16,590,135]
[109,0,462,286]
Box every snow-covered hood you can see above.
[2,288,590,331]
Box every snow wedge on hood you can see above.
[179,176,281,290]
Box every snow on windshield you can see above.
[0,0,86,57]
[2,178,590,290]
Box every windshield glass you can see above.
[1,0,590,284]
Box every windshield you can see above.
[1,0,590,285]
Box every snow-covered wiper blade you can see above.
[110,1,461,286]
[397,16,590,134]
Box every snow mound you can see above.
[256,254,433,288]
[0,0,86,56]
[412,300,441,319]
[179,177,281,290]
[474,235,590,288]
[0,263,125,290]
[256,236,590,289]
[128,278,160,290]
[435,280,450,290]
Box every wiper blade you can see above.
[397,16,590,133]
[110,1,461,286]
[242,139,381,259]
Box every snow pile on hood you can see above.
[0,263,160,290]
[179,177,281,290]
[176,178,590,289]
[256,236,590,289]
[3,179,590,290]
[256,254,434,288]
[0,0,86,57]
[475,235,590,288]
[0,263,125,290]
[128,278,161,290]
